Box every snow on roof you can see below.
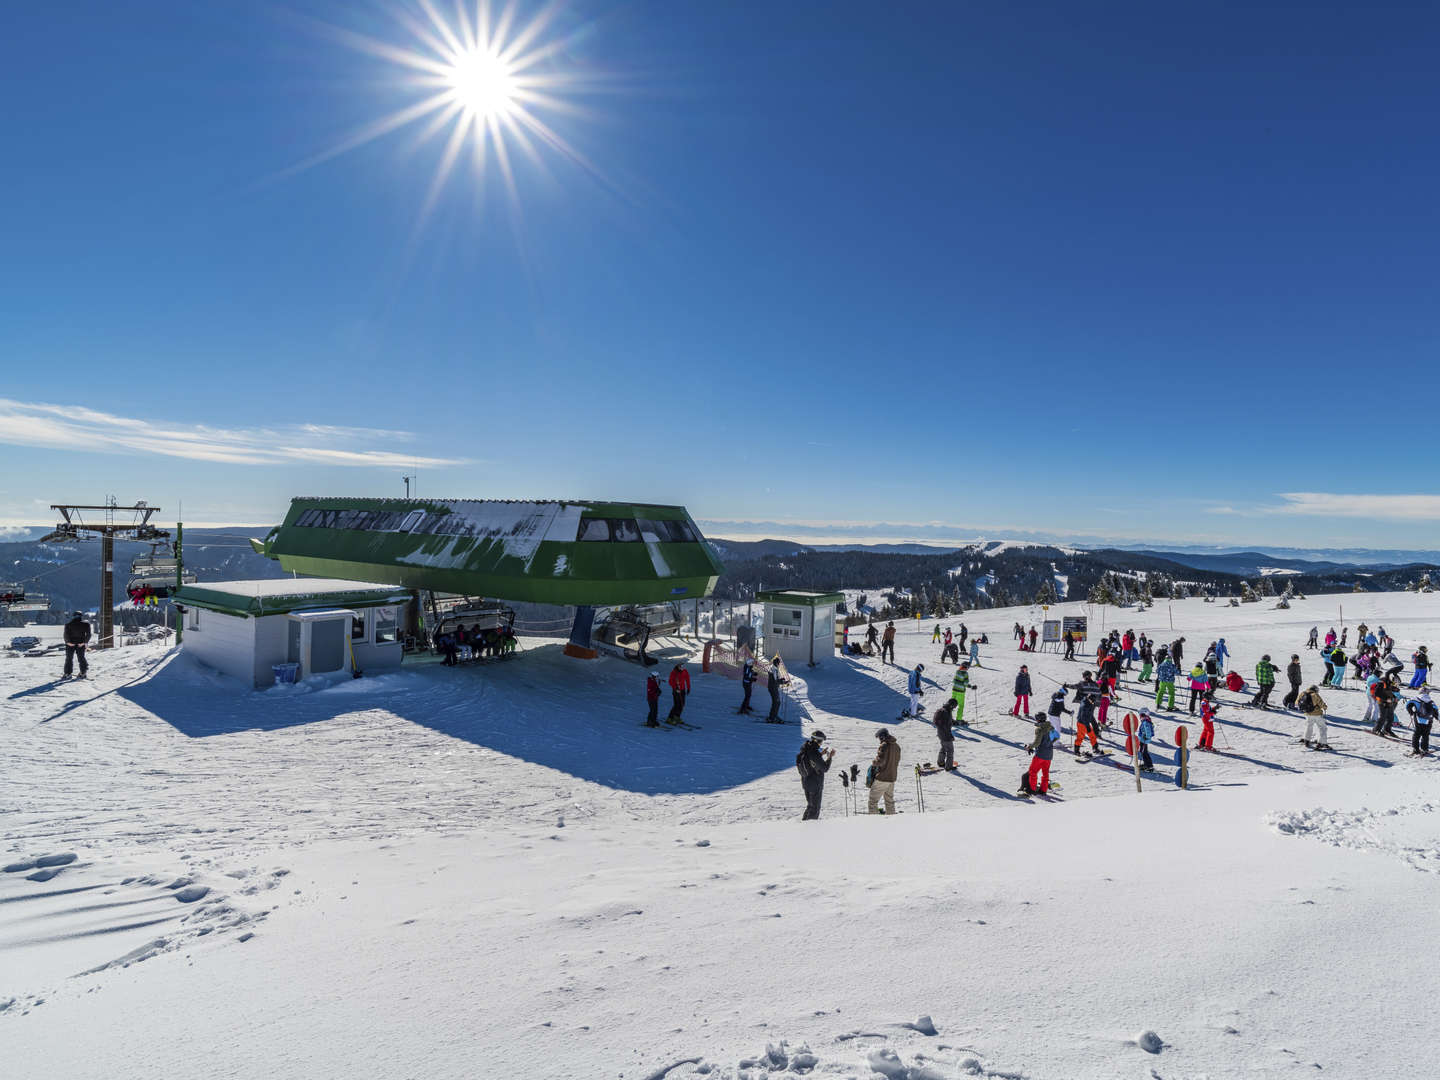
[189,578,400,599]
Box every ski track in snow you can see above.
[5,591,1440,1076]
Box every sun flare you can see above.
[288,1,603,227]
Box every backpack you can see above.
[1297,690,1317,713]
[796,748,814,780]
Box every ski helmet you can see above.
[916,663,924,672]
[810,729,827,742]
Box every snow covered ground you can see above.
[4,593,1439,1078]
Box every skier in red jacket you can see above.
[1198,692,1218,751]
[645,672,662,727]
[667,662,691,722]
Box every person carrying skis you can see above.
[1012,665,1032,717]
[880,622,896,664]
[1282,654,1304,709]
[934,698,957,770]
[1198,692,1219,751]
[1407,691,1436,756]
[1186,663,1208,715]
[1023,716,1056,795]
[62,611,91,679]
[1063,629,1076,661]
[1251,655,1278,709]
[1298,685,1330,749]
[868,728,901,814]
[766,656,786,722]
[1136,709,1156,771]
[666,662,691,723]
[797,730,835,820]
[645,671,662,726]
[905,663,925,718]
[951,662,974,725]
[739,658,757,714]
[1155,655,1178,710]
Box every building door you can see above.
[311,619,345,673]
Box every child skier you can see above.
[1137,709,1156,771]
[1023,716,1056,795]
[1198,692,1219,751]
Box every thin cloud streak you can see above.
[0,398,468,469]
[1273,493,1440,520]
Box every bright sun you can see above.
[446,47,516,121]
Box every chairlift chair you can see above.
[593,603,683,666]
[0,584,27,606]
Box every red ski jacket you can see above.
[668,668,691,693]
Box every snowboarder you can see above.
[905,663,925,718]
[797,730,834,819]
[738,659,757,714]
[1023,716,1056,795]
[951,662,974,725]
[62,612,91,679]
[1298,685,1330,749]
[666,662,691,723]
[1046,687,1072,739]
[1407,691,1436,756]
[934,699,957,770]
[645,672,662,726]
[1251,655,1278,709]
[765,656,785,722]
[868,728,901,814]
[881,622,896,664]
[1282,654,1304,709]
[1012,665,1032,717]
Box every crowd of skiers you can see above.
[792,616,1436,817]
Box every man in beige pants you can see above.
[868,728,901,814]
[1301,685,1330,750]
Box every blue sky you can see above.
[2,1,1437,547]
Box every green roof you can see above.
[252,497,723,605]
[173,578,412,619]
[756,589,844,607]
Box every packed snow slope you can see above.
[4,593,1439,1079]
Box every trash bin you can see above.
[272,662,300,686]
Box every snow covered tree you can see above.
[1240,581,1258,603]
[1258,577,1276,598]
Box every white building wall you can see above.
[252,616,291,688]
[184,610,259,686]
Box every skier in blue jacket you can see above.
[1137,709,1156,771]
[905,664,925,718]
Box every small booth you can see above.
[173,578,412,688]
[757,589,842,668]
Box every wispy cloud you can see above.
[0,398,469,469]
[1272,493,1440,520]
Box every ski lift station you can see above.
[758,589,842,667]
[251,497,723,659]
[173,579,412,688]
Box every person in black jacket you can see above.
[798,730,834,819]
[1281,654,1304,709]
[934,699,958,770]
[63,612,91,678]
[738,659,757,714]
[1171,637,1186,667]
[1012,665,1033,717]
